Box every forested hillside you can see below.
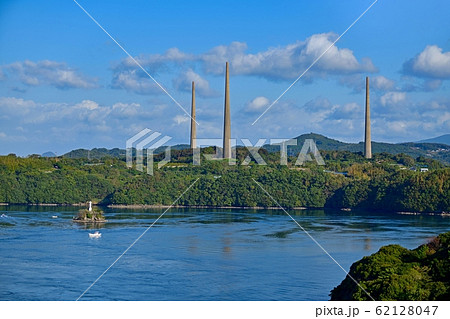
[330,232,450,301]
[0,149,448,212]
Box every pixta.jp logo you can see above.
[126,129,325,175]
[126,128,172,175]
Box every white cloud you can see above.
[111,32,377,96]
[371,76,395,91]
[111,102,141,118]
[1,60,98,89]
[0,96,36,108]
[172,69,219,97]
[2,92,448,154]
[245,96,270,112]
[111,69,161,95]
[173,115,189,125]
[116,48,194,72]
[331,102,362,119]
[401,78,443,92]
[303,98,361,121]
[0,97,146,126]
[76,100,99,110]
[436,112,450,126]
[111,48,195,95]
[0,96,37,119]
[339,75,395,93]
[428,100,448,110]
[384,120,409,134]
[403,45,450,79]
[371,97,450,141]
[234,93,450,144]
[380,92,406,106]
[0,95,198,153]
[201,34,376,80]
[233,97,364,142]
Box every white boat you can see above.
[52,215,58,219]
[89,231,102,239]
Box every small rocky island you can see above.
[73,201,106,222]
[330,232,450,301]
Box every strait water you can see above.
[0,205,449,301]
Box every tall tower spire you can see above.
[190,81,196,149]
[364,76,372,159]
[223,62,231,159]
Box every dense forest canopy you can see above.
[0,148,448,213]
[330,232,450,301]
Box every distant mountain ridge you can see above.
[270,133,450,164]
[61,133,450,164]
[418,134,450,146]
[63,145,190,159]
[41,151,57,157]
[63,148,126,159]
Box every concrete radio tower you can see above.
[364,76,372,159]
[223,62,231,159]
[190,81,196,149]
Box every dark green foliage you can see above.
[0,155,118,204]
[326,168,449,212]
[0,150,448,213]
[63,148,126,159]
[330,232,450,301]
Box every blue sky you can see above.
[0,0,449,155]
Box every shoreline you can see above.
[0,203,86,207]
[106,204,309,210]
[1,202,448,216]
